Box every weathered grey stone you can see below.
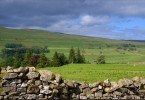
[17,84,21,88]
[27,79,35,85]
[21,82,28,88]
[42,81,49,86]
[60,94,68,100]
[1,80,10,87]
[61,87,68,94]
[27,67,36,72]
[0,96,3,100]
[113,91,122,96]
[35,80,42,86]
[130,95,141,99]
[83,88,91,95]
[3,86,15,93]
[89,82,100,88]
[19,92,26,96]
[48,90,53,95]
[103,93,112,97]
[17,88,26,93]
[141,79,145,85]
[8,91,18,95]
[95,92,102,98]
[104,79,111,87]
[118,79,133,87]
[88,94,95,99]
[111,82,119,88]
[10,82,17,88]
[73,81,80,87]
[91,87,98,93]
[128,90,135,95]
[6,66,13,73]
[81,82,89,89]
[12,79,22,84]
[71,93,77,99]
[80,95,87,99]
[27,84,40,94]
[18,73,28,81]
[3,73,18,79]
[26,71,40,79]
[39,95,48,100]
[4,95,9,100]
[104,87,111,93]
[59,83,66,88]
[18,96,25,100]
[38,94,44,98]
[52,89,59,97]
[18,73,24,77]
[25,94,37,100]
[50,84,57,89]
[39,85,43,89]
[39,70,55,81]
[13,69,19,73]
[0,91,6,96]
[119,88,128,94]
[8,95,20,100]
[1,68,6,74]
[17,67,29,73]
[40,85,50,94]
[55,74,62,83]
[132,76,142,82]
[65,80,74,88]
[98,85,103,90]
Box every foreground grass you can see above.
[39,64,145,83]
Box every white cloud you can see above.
[80,15,110,26]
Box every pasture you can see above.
[39,64,145,83]
[46,47,145,64]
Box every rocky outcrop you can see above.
[0,67,145,99]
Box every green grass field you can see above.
[46,47,145,64]
[39,64,145,83]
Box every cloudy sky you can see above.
[0,0,145,40]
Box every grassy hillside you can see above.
[0,27,145,64]
[0,27,145,48]
[39,64,145,83]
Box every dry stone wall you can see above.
[0,66,145,100]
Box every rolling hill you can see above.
[0,27,145,48]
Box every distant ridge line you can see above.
[126,40,145,42]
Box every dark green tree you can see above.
[13,51,21,68]
[96,55,105,64]
[37,53,47,68]
[52,52,61,67]
[59,53,67,66]
[76,48,81,63]
[76,48,85,63]
[22,49,32,66]
[80,54,85,63]
[2,57,14,67]
[68,47,76,64]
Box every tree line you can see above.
[1,44,85,68]
[1,43,49,58]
